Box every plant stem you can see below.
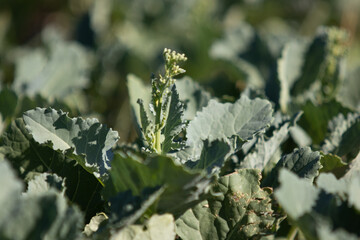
[287,226,298,240]
[155,129,161,153]
[154,97,163,153]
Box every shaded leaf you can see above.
[291,27,347,97]
[263,147,321,188]
[0,160,83,240]
[239,112,301,170]
[290,29,327,96]
[0,118,104,220]
[102,153,211,217]
[176,169,281,240]
[108,187,164,229]
[322,113,360,159]
[299,100,350,145]
[186,139,232,174]
[0,88,18,120]
[23,107,119,181]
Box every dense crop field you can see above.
[0,1,360,239]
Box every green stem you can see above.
[287,226,298,240]
[154,96,163,153]
[155,128,161,153]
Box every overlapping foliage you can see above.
[1,1,360,239]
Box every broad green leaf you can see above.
[319,153,347,177]
[263,147,321,188]
[110,214,176,240]
[0,160,83,240]
[0,88,18,120]
[322,113,360,159]
[291,27,347,98]
[290,29,327,96]
[275,169,319,219]
[175,76,211,120]
[239,112,301,170]
[90,188,166,238]
[108,187,164,229]
[186,139,232,174]
[277,41,307,112]
[176,169,281,240]
[162,85,186,153]
[102,153,211,217]
[23,107,119,181]
[13,41,91,99]
[183,96,273,160]
[299,100,350,145]
[337,67,360,111]
[335,117,360,158]
[0,118,104,220]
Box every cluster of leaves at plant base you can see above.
[1,21,360,240]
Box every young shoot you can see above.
[137,48,187,154]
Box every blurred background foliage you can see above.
[0,0,359,142]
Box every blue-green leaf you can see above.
[162,85,186,153]
[183,96,273,161]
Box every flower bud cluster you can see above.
[163,48,187,80]
[164,48,187,63]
